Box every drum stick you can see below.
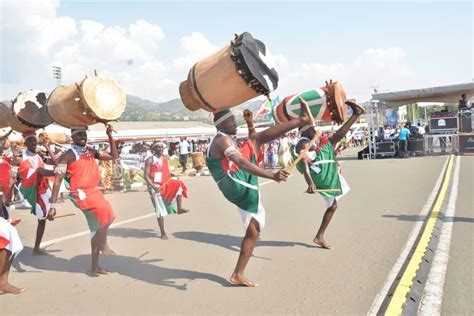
[304,189,341,193]
[40,212,77,220]
[287,132,321,173]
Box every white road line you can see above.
[419,156,461,315]
[368,156,450,315]
[41,176,287,248]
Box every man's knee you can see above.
[329,201,338,212]
[246,219,260,239]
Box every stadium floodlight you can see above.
[52,65,62,85]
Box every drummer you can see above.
[206,99,312,287]
[13,132,56,255]
[48,126,117,275]
[293,100,365,249]
[144,141,189,240]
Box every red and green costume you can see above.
[292,136,350,207]
[65,147,115,232]
[206,133,265,229]
[19,151,51,218]
[147,156,188,217]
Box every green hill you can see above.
[122,95,262,125]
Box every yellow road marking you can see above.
[384,155,455,315]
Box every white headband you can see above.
[214,112,234,126]
[71,129,88,136]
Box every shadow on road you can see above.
[382,214,474,223]
[108,227,160,239]
[173,231,316,253]
[13,246,228,289]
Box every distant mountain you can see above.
[122,95,263,124]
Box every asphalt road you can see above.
[1,152,472,315]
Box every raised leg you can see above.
[331,101,365,144]
[176,195,189,214]
[255,99,313,148]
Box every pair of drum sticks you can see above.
[286,132,341,193]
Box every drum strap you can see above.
[191,64,216,112]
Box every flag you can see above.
[255,96,280,120]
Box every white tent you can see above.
[372,82,474,108]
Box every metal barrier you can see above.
[424,133,457,155]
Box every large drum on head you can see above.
[3,91,52,132]
[47,75,126,128]
[273,81,348,124]
[191,152,204,171]
[179,32,279,112]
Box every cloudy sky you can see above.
[1,0,472,103]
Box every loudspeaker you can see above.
[430,116,458,132]
[459,109,473,133]
[408,139,424,155]
[459,134,474,154]
[376,141,396,157]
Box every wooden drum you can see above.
[179,32,279,112]
[273,81,348,124]
[191,152,204,171]
[47,74,126,128]
[4,90,52,132]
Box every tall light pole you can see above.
[52,65,62,86]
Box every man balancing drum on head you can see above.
[144,141,189,240]
[293,100,365,249]
[48,126,117,275]
[206,99,312,287]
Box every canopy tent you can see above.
[371,82,474,108]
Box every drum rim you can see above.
[81,75,126,121]
[231,32,279,96]
[324,81,347,124]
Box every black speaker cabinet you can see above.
[430,116,458,132]
[459,109,473,133]
[459,134,474,154]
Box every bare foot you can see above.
[32,249,50,256]
[100,244,116,256]
[345,100,365,115]
[160,234,169,240]
[229,274,259,287]
[313,237,331,249]
[0,283,26,295]
[177,208,190,215]
[91,266,110,276]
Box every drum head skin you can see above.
[324,81,347,123]
[233,32,279,94]
[82,76,126,121]
[12,90,52,128]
